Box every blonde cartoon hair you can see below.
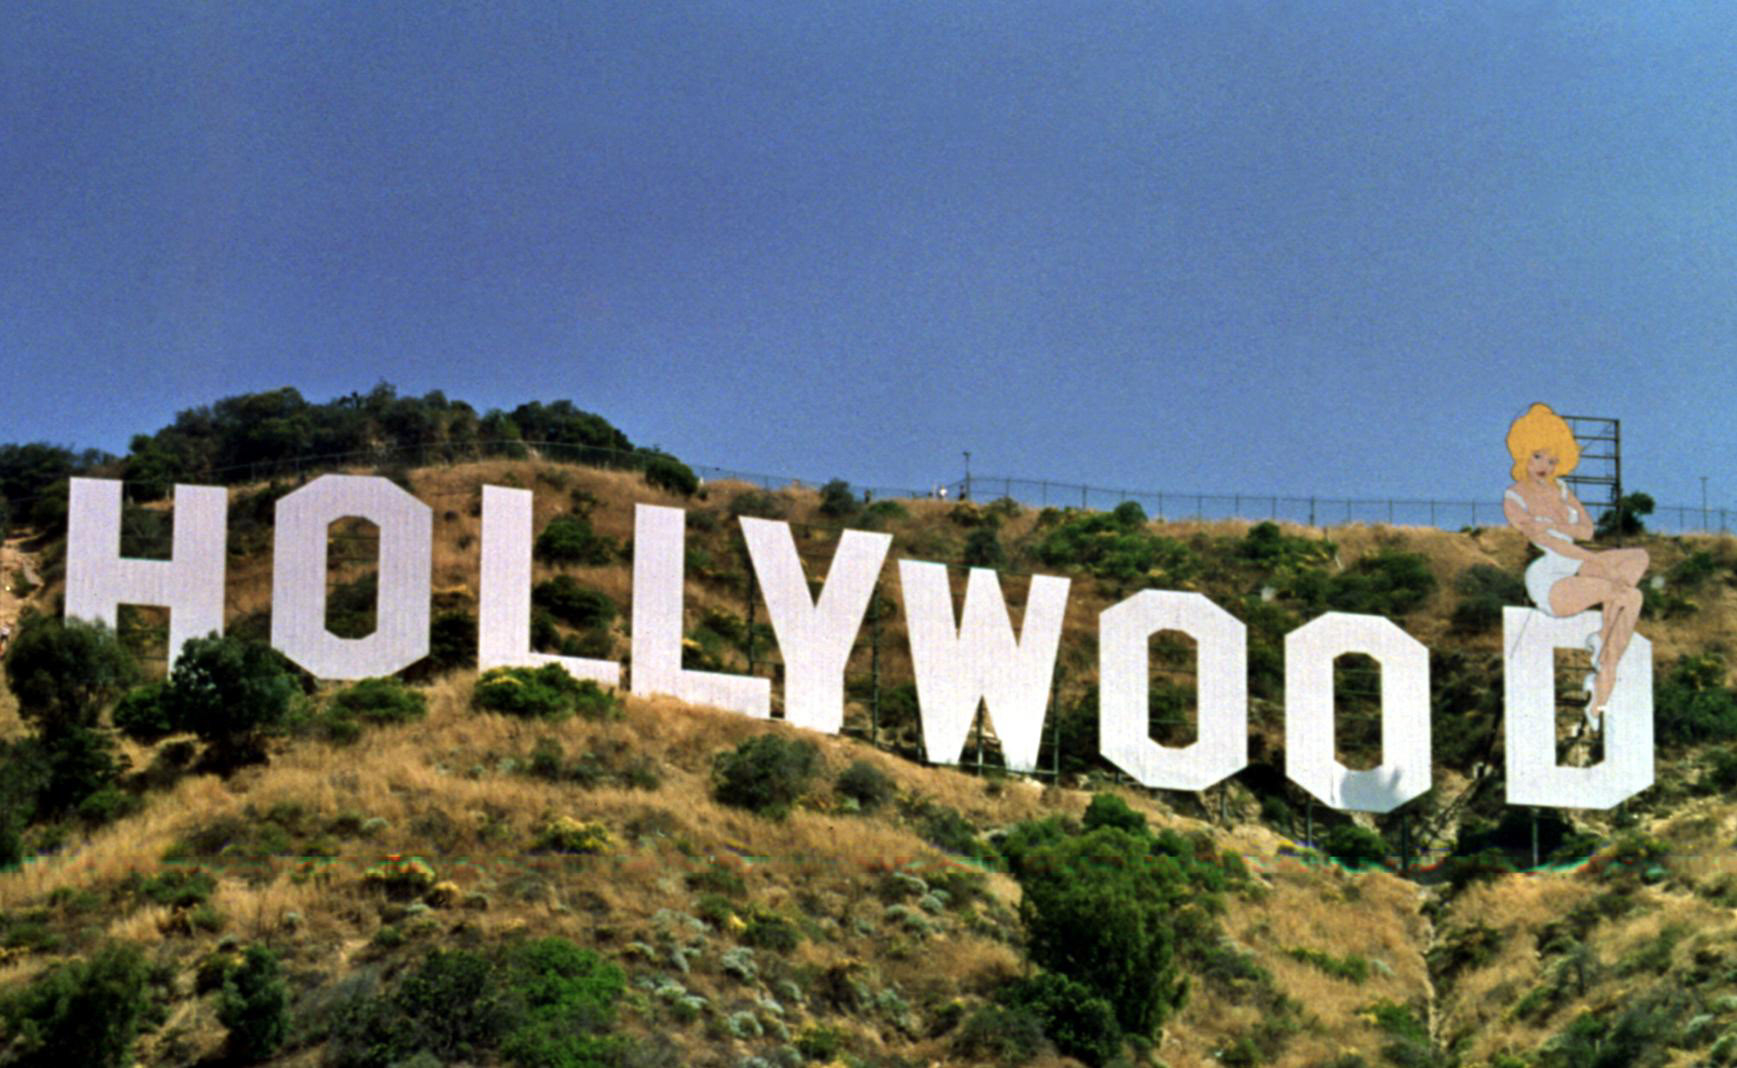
[1506,402,1580,483]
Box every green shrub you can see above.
[163,634,302,762]
[1000,973,1123,1066]
[498,938,626,1067]
[742,911,802,952]
[1012,826,1195,1037]
[0,942,152,1068]
[329,677,427,726]
[218,944,289,1062]
[819,479,860,518]
[728,490,787,520]
[113,682,175,743]
[795,1024,844,1059]
[325,939,624,1068]
[1324,550,1437,619]
[1322,824,1390,870]
[712,734,819,816]
[532,817,611,855]
[836,760,896,811]
[641,453,699,496]
[919,804,991,861]
[425,611,478,673]
[963,527,1004,567]
[325,571,379,639]
[1033,511,1197,588]
[1656,651,1737,745]
[531,576,617,629]
[1594,492,1653,539]
[127,868,212,909]
[4,615,138,738]
[392,949,512,1062]
[473,665,620,721]
[952,1002,1049,1063]
[1451,564,1528,633]
[1082,794,1147,837]
[860,499,908,525]
[1241,521,1333,569]
[35,725,126,816]
[535,515,615,566]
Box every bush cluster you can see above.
[531,575,616,630]
[324,939,625,1068]
[835,759,896,811]
[1033,508,1197,589]
[313,677,427,744]
[0,942,156,1068]
[534,515,616,566]
[1656,651,1737,745]
[473,665,621,721]
[712,734,820,816]
[217,944,290,1061]
[641,452,699,495]
[1451,564,1528,633]
[998,817,1243,1058]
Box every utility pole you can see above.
[963,451,972,501]
[1703,476,1710,531]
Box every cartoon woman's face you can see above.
[1528,449,1558,481]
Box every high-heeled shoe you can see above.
[1583,674,1602,733]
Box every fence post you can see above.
[1050,669,1062,782]
[745,552,758,677]
[870,581,881,748]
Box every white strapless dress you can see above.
[1506,486,1581,616]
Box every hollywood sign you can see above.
[64,476,1652,813]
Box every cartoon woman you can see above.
[1502,403,1648,730]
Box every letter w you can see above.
[898,562,1069,772]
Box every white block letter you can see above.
[478,486,618,685]
[1504,606,1652,810]
[1099,590,1247,790]
[631,504,769,716]
[741,516,890,733]
[1286,612,1430,813]
[271,475,431,679]
[898,561,1069,771]
[65,478,227,668]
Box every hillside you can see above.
[4,446,1737,1067]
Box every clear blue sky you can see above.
[5,4,1735,511]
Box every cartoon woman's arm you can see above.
[1557,486,1596,541]
[1503,491,1549,541]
